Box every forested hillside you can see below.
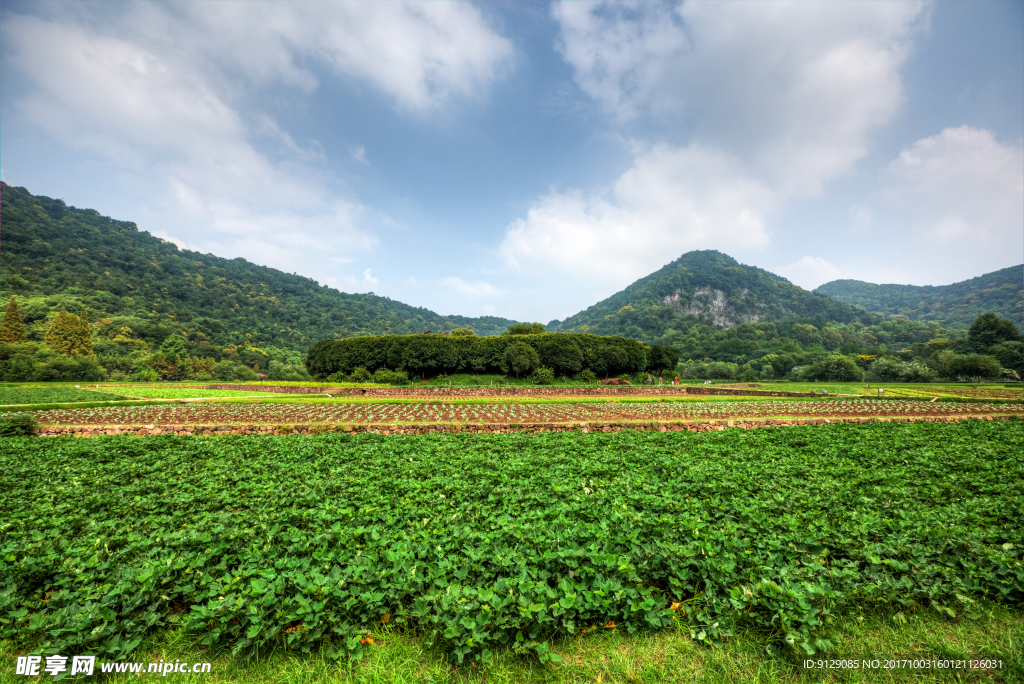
[1,184,1020,384]
[537,250,1021,383]
[548,250,872,341]
[0,182,516,352]
[815,266,1023,329]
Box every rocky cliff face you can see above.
[663,287,764,327]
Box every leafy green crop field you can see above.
[0,386,132,405]
[103,387,301,400]
[746,381,1021,400]
[2,422,1021,670]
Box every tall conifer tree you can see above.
[0,297,28,343]
[44,308,93,356]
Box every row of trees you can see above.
[3,289,1019,384]
[667,314,1021,383]
[306,328,679,381]
[0,297,310,382]
[677,352,1012,384]
[659,313,1021,381]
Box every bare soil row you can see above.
[29,399,1020,426]
[34,413,1017,437]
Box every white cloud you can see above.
[150,230,203,254]
[501,144,772,283]
[553,1,924,194]
[1,2,513,284]
[63,1,515,113]
[1,11,371,278]
[175,1,514,112]
[503,1,926,289]
[319,268,380,294]
[874,126,1023,243]
[440,277,503,297]
[848,126,1024,283]
[777,256,842,290]
[351,145,367,163]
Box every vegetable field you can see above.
[0,386,132,405]
[2,421,1022,666]
[26,398,1022,426]
[734,382,1022,400]
[101,387,300,400]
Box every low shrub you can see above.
[0,413,39,437]
[530,367,555,385]
[372,368,411,385]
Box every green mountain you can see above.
[815,267,1023,329]
[0,182,517,352]
[547,250,873,342]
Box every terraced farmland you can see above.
[26,398,1022,426]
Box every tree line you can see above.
[0,298,309,382]
[671,313,1022,382]
[306,326,679,383]
[3,292,1019,384]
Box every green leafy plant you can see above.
[372,369,410,385]
[0,412,38,436]
[529,367,555,385]
[2,421,1022,666]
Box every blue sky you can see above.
[2,1,1021,325]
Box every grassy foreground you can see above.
[3,422,1022,681]
[2,607,1020,682]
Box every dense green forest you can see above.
[306,330,679,383]
[0,182,516,349]
[816,266,1023,329]
[1,184,1020,384]
[537,250,1021,382]
[665,311,1021,383]
[0,182,517,380]
[548,250,873,342]
[299,313,1021,384]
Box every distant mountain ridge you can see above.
[815,266,1023,329]
[548,250,872,343]
[0,182,516,352]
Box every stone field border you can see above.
[34,413,1019,437]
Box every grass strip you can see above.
[2,606,1018,683]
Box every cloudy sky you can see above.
[2,1,1021,325]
